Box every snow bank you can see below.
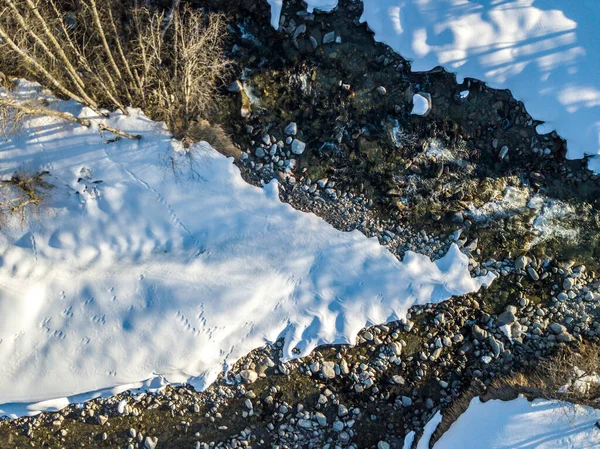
[268,0,600,172]
[0,82,494,416]
[427,396,600,449]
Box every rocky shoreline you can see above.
[2,0,600,448]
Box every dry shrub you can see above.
[187,119,241,159]
[0,171,52,227]
[0,0,230,139]
[429,343,600,448]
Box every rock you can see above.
[377,442,390,449]
[392,375,405,385]
[563,278,575,290]
[557,332,575,343]
[339,359,349,375]
[472,324,488,340]
[284,122,298,136]
[323,31,336,44]
[291,139,306,155]
[97,415,108,426]
[488,336,504,358]
[549,323,567,334]
[401,396,412,406]
[315,412,327,426]
[333,420,344,432]
[338,404,349,417]
[321,361,336,379]
[309,35,319,50]
[298,419,313,429]
[255,148,265,158]
[376,86,387,96]
[514,255,530,270]
[527,266,540,281]
[227,80,242,93]
[239,369,258,384]
[144,436,158,449]
[497,311,516,326]
[293,24,307,40]
[387,341,402,356]
[499,146,509,160]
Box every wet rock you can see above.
[376,86,387,96]
[255,148,265,158]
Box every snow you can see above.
[411,93,431,116]
[429,396,600,449]
[268,0,600,172]
[267,0,339,28]
[0,81,494,416]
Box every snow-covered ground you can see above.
[0,82,494,416]
[268,0,600,172]
[422,396,600,449]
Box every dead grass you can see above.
[187,119,241,159]
[0,171,52,227]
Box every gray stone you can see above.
[376,86,387,96]
[563,278,575,290]
[315,412,327,426]
[377,442,390,449]
[333,420,344,432]
[527,266,540,281]
[497,311,516,326]
[239,369,258,384]
[338,404,349,417]
[321,361,336,379]
[401,396,412,406]
[255,148,265,158]
[227,80,242,93]
[298,419,313,429]
[488,336,504,358]
[323,31,336,44]
[387,341,402,356]
[514,255,529,270]
[291,139,306,155]
[472,324,488,340]
[557,332,575,343]
[549,322,566,334]
[144,436,158,449]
